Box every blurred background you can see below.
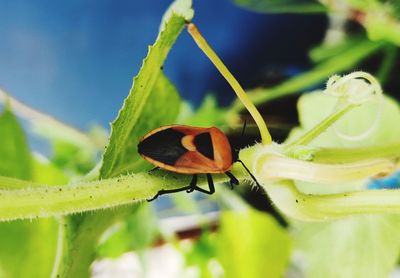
[0,0,325,149]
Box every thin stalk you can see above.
[230,40,384,111]
[50,217,69,278]
[187,23,271,145]
[376,45,397,85]
[284,104,355,151]
[0,88,100,150]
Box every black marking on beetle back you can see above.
[194,132,214,160]
[138,128,187,165]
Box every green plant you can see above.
[0,0,399,277]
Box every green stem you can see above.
[230,40,383,112]
[0,167,247,222]
[0,88,101,151]
[62,208,136,278]
[0,176,41,189]
[0,143,398,223]
[313,142,400,163]
[284,104,355,151]
[265,180,400,221]
[376,45,397,85]
[235,3,327,14]
[256,154,394,184]
[51,217,69,278]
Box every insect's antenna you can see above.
[240,119,247,138]
[236,159,261,187]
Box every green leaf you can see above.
[217,210,291,278]
[55,209,136,278]
[100,9,191,178]
[288,90,400,277]
[32,157,69,185]
[232,0,326,13]
[52,141,97,175]
[102,73,181,177]
[57,2,193,277]
[97,204,159,258]
[294,215,400,278]
[0,107,58,278]
[185,231,218,278]
[0,219,59,278]
[309,37,367,63]
[288,92,400,149]
[181,95,229,127]
[0,107,32,179]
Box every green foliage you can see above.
[182,95,232,128]
[100,2,193,178]
[320,0,400,46]
[101,73,181,177]
[0,0,399,277]
[52,141,97,175]
[97,204,159,258]
[0,107,32,180]
[239,39,384,108]
[32,158,69,185]
[232,0,326,13]
[55,2,194,277]
[217,210,291,278]
[0,219,59,278]
[55,209,141,278]
[295,215,400,278]
[288,92,400,149]
[0,107,58,278]
[309,37,368,63]
[184,231,218,278]
[181,205,291,278]
[288,91,400,276]
[364,12,400,45]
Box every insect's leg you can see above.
[149,167,160,173]
[193,174,215,195]
[186,174,198,193]
[225,171,239,189]
[147,175,197,201]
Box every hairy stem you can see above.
[312,143,400,163]
[0,164,248,221]
[256,154,395,184]
[265,180,400,221]
[0,142,398,222]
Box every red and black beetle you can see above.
[138,124,259,200]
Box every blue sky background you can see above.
[0,0,325,139]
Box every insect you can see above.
[138,124,260,201]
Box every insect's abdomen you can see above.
[138,128,187,166]
[138,125,233,174]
